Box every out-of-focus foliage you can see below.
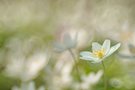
[0,0,135,90]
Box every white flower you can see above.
[47,51,73,90]
[5,37,49,81]
[80,39,121,63]
[118,44,135,60]
[5,51,49,81]
[54,32,77,52]
[81,70,103,89]
[74,70,103,90]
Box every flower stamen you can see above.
[93,49,105,59]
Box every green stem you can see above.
[68,49,80,80]
[102,61,107,90]
[68,49,76,62]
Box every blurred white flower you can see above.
[118,32,135,61]
[74,70,103,90]
[66,29,94,50]
[6,51,49,81]
[22,51,49,81]
[46,51,73,90]
[4,37,49,81]
[80,39,121,63]
[12,81,46,90]
[56,51,73,82]
[118,44,135,60]
[54,32,77,52]
[55,25,94,51]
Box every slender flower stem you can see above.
[68,49,76,62]
[102,61,107,90]
[68,49,81,81]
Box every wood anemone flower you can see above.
[80,40,121,63]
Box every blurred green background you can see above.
[0,0,135,90]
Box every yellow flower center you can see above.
[93,49,105,59]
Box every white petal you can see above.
[63,33,75,48]
[106,43,121,57]
[67,32,78,48]
[80,51,99,62]
[63,33,72,43]
[92,42,102,52]
[80,51,93,57]
[53,42,66,52]
[80,57,93,61]
[102,39,110,54]
[80,57,100,63]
